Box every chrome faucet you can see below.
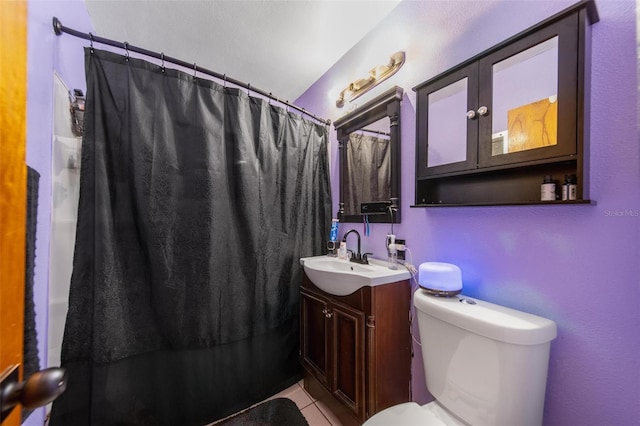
[342,229,372,264]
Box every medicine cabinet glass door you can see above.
[417,64,478,177]
[477,15,578,167]
[489,37,558,157]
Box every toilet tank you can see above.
[414,290,557,426]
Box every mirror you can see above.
[427,77,469,167]
[334,86,403,223]
[491,36,558,156]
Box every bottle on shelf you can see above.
[541,175,556,201]
[562,174,577,200]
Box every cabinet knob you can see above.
[466,110,476,120]
[477,106,489,116]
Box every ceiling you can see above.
[85,0,402,102]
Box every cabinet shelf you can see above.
[412,199,596,208]
[414,160,593,206]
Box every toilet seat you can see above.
[363,402,467,426]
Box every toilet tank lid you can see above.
[414,290,557,345]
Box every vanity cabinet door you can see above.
[330,301,366,422]
[300,287,367,422]
[300,289,331,389]
[416,62,479,177]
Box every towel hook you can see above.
[160,52,165,73]
[123,41,130,60]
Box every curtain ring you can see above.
[222,74,226,88]
[247,83,251,96]
[268,93,272,105]
[123,41,130,60]
[88,32,94,53]
[286,101,289,112]
[160,52,165,73]
[193,63,197,80]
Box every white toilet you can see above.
[364,289,557,426]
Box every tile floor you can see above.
[267,380,342,426]
[211,380,342,426]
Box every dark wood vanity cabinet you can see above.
[300,274,411,425]
[413,0,598,206]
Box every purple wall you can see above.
[296,1,639,425]
[26,1,93,424]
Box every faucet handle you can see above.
[362,253,373,263]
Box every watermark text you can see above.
[604,209,639,217]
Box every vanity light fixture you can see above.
[336,51,405,108]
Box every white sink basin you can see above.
[300,255,411,296]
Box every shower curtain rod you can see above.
[52,17,331,125]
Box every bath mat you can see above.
[217,398,308,426]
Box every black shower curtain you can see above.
[50,48,331,426]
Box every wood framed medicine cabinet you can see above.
[334,86,403,222]
[413,0,599,207]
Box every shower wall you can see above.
[48,73,81,370]
[25,2,93,424]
